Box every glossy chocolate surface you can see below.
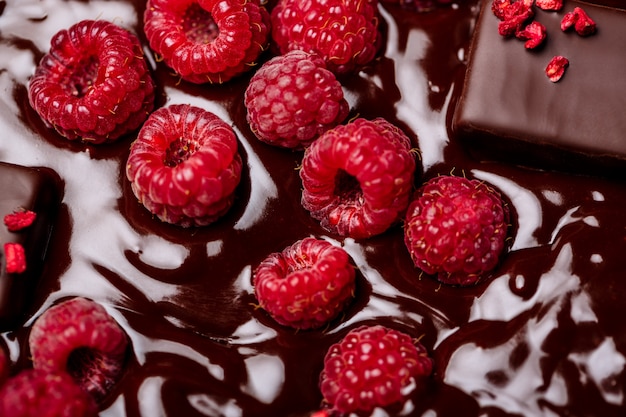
[0,162,60,330]
[453,0,626,175]
[1,0,626,416]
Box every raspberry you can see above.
[4,242,26,274]
[244,50,349,149]
[126,104,243,227]
[144,0,270,84]
[4,209,37,232]
[491,0,534,37]
[28,297,128,402]
[535,0,563,11]
[319,325,433,414]
[253,237,355,329]
[404,176,510,286]
[28,20,155,144]
[546,55,569,82]
[516,21,547,49]
[300,118,416,239]
[0,370,98,417]
[271,0,381,75]
[561,7,597,36]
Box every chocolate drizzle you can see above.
[1,0,626,416]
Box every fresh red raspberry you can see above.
[126,104,243,227]
[300,118,417,239]
[404,176,510,286]
[28,20,155,144]
[28,297,128,402]
[0,370,98,417]
[144,0,270,84]
[253,237,355,330]
[270,0,381,75]
[244,50,349,149]
[319,325,433,414]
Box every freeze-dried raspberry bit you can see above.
[0,370,98,417]
[561,7,597,36]
[28,20,155,144]
[404,175,510,286]
[29,297,129,402]
[516,21,547,49]
[144,0,270,84]
[126,104,243,227]
[253,237,356,329]
[535,0,563,11]
[271,0,381,74]
[3,209,37,232]
[300,118,417,239]
[491,0,534,37]
[546,55,569,82]
[244,50,349,149]
[320,325,433,414]
[4,242,26,274]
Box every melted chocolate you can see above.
[1,0,626,416]
[453,0,626,176]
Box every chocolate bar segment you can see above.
[0,162,61,329]
[452,0,626,175]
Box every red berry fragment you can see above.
[320,325,433,414]
[4,242,26,274]
[300,118,417,239]
[271,0,381,74]
[546,55,569,82]
[28,20,155,143]
[0,370,97,417]
[245,50,349,149]
[29,297,128,402]
[535,0,563,11]
[492,0,535,37]
[126,104,242,227]
[253,237,355,329]
[404,176,510,286]
[144,0,270,84]
[516,21,547,49]
[4,209,37,232]
[561,7,597,36]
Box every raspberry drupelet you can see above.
[404,175,510,286]
[244,50,349,149]
[28,20,155,144]
[28,297,128,402]
[300,118,417,239]
[126,104,243,227]
[253,237,356,330]
[144,0,271,84]
[270,0,381,75]
[319,325,433,414]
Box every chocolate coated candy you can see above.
[0,162,61,329]
[453,0,626,176]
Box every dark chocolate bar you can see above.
[452,0,626,175]
[0,162,60,329]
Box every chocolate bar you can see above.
[452,0,626,175]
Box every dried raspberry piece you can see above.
[319,325,433,414]
[244,50,349,149]
[0,370,98,417]
[497,2,535,37]
[561,7,597,36]
[271,0,381,74]
[546,55,569,82]
[144,0,270,84]
[253,237,355,329]
[28,297,128,401]
[535,0,563,11]
[4,242,26,274]
[28,20,155,144]
[300,118,417,239]
[126,104,242,227]
[404,176,510,286]
[516,21,547,49]
[3,209,36,232]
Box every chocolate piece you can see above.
[453,0,626,175]
[0,162,60,329]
